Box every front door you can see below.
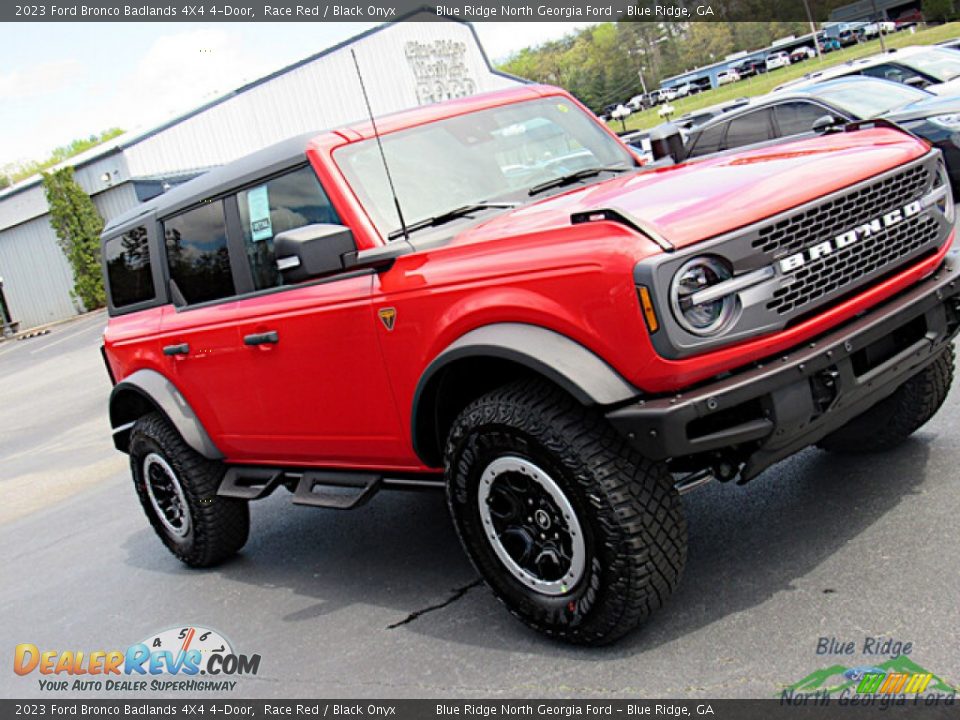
[226,166,405,467]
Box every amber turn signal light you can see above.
[637,286,659,333]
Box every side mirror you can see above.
[812,114,846,134]
[904,76,928,88]
[273,224,355,283]
[648,122,684,162]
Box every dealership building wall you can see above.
[0,16,521,330]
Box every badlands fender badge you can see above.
[378,307,397,331]
[779,200,922,273]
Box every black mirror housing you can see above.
[812,114,845,134]
[274,224,355,282]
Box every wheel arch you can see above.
[411,323,638,467]
[109,369,223,459]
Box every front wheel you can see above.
[129,413,249,567]
[445,380,686,645]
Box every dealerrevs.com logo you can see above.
[14,626,261,693]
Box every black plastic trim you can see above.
[608,254,960,480]
[411,323,638,465]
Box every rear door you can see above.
[722,108,775,151]
[158,199,254,453]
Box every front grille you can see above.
[767,214,939,315]
[752,163,930,256]
[752,161,937,316]
[635,150,949,360]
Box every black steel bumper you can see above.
[608,253,960,481]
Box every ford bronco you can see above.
[101,85,958,644]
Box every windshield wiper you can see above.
[387,202,518,240]
[527,166,629,196]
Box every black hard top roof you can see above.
[102,130,318,235]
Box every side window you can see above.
[723,109,774,150]
[105,226,154,308]
[163,200,235,305]
[237,166,341,291]
[687,122,726,158]
[774,102,831,136]
[859,64,924,85]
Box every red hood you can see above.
[453,128,930,250]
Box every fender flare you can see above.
[412,323,638,465]
[109,369,223,459]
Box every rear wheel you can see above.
[818,345,954,454]
[445,380,686,645]
[129,413,249,567]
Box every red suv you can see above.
[101,86,959,644]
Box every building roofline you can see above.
[1,8,516,205]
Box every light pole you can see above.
[638,67,648,96]
[802,0,823,61]
[871,0,887,52]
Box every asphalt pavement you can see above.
[1,301,958,699]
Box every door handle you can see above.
[163,343,190,356]
[244,330,279,346]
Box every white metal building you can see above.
[0,14,522,330]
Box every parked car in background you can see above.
[838,27,864,46]
[775,46,960,96]
[717,68,741,85]
[895,9,923,29]
[766,51,792,71]
[675,82,701,97]
[862,21,896,38]
[818,36,842,53]
[619,129,653,162]
[732,59,765,78]
[626,93,653,111]
[790,46,817,62]
[683,75,960,195]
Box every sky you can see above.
[0,21,594,168]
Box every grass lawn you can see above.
[609,22,960,134]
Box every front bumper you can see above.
[608,253,960,481]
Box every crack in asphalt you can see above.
[386,579,482,629]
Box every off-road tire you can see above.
[445,380,686,645]
[129,412,249,567]
[818,345,955,454]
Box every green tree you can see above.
[7,128,124,183]
[680,22,736,71]
[41,167,106,310]
[923,0,954,22]
[0,175,9,190]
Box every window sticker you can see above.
[247,185,273,242]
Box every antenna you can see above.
[350,49,409,242]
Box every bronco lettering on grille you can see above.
[778,200,923,273]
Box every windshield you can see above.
[335,97,635,239]
[900,48,960,82]
[809,79,930,117]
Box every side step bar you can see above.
[219,467,284,500]
[293,471,381,510]
[218,466,442,510]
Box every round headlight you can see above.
[670,257,735,336]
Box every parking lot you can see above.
[2,288,959,698]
